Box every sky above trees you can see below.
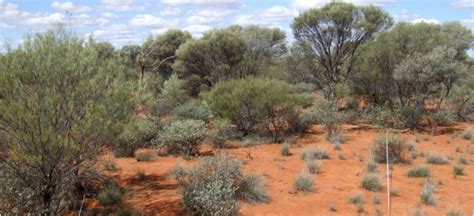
[0,0,473,49]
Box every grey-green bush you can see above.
[171,102,213,123]
[348,193,365,205]
[156,73,190,115]
[407,166,431,178]
[205,77,305,141]
[171,154,267,215]
[305,159,321,174]
[371,133,408,164]
[155,119,206,159]
[98,185,123,207]
[301,148,329,160]
[420,179,436,206]
[294,173,313,192]
[135,151,156,162]
[360,174,382,191]
[114,117,159,157]
[452,165,465,176]
[209,118,233,148]
[426,153,449,164]
[461,128,474,140]
[281,143,291,156]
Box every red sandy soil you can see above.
[99,123,474,216]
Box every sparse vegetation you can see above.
[426,153,449,164]
[281,143,291,156]
[453,165,465,177]
[371,133,408,164]
[420,179,437,206]
[208,118,234,148]
[305,159,321,174]
[348,193,365,205]
[461,128,474,140]
[446,210,463,216]
[407,166,431,178]
[301,148,329,160]
[360,174,382,191]
[135,151,156,162]
[294,173,313,192]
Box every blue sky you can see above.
[0,0,473,48]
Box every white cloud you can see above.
[129,14,178,27]
[183,24,212,37]
[185,10,233,25]
[151,28,170,35]
[160,7,181,16]
[461,15,474,29]
[24,13,65,25]
[291,0,396,10]
[393,9,420,22]
[0,22,12,28]
[85,24,145,46]
[235,6,297,26]
[411,18,440,24]
[101,0,144,11]
[0,0,20,18]
[451,0,474,8]
[161,0,243,9]
[51,1,91,13]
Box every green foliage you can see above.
[135,151,156,162]
[171,154,267,215]
[301,148,329,160]
[366,159,378,173]
[305,159,321,174]
[114,117,160,157]
[103,160,120,172]
[209,118,234,148]
[360,174,382,191]
[407,166,431,178]
[426,153,449,164]
[309,99,346,138]
[461,128,474,140]
[292,1,392,100]
[155,119,206,159]
[156,73,189,115]
[0,27,133,214]
[172,102,213,123]
[174,28,246,86]
[206,77,305,140]
[294,173,313,192]
[371,133,408,164]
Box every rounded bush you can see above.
[370,133,408,164]
[114,117,160,157]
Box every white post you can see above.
[386,129,391,216]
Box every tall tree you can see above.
[292,1,392,101]
[173,27,246,87]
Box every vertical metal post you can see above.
[386,129,391,216]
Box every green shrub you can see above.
[371,133,408,164]
[114,117,159,157]
[305,159,321,174]
[171,154,267,215]
[426,153,449,164]
[328,134,346,144]
[301,148,329,160]
[457,156,469,165]
[241,136,270,147]
[397,106,425,129]
[461,128,474,140]
[294,173,313,192]
[205,77,305,141]
[420,179,436,206]
[156,73,189,115]
[366,159,378,173]
[171,102,213,123]
[209,118,233,148]
[348,193,365,205]
[291,82,316,93]
[452,165,465,177]
[407,166,431,177]
[287,111,315,134]
[154,119,206,159]
[98,185,123,207]
[360,174,382,191]
[135,151,156,162]
[434,109,456,126]
[281,143,291,156]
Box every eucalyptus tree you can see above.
[291,1,392,101]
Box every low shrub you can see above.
[135,151,156,162]
[103,159,119,172]
[154,119,206,159]
[420,179,436,206]
[327,134,346,144]
[309,99,346,138]
[98,184,123,207]
[155,73,189,115]
[281,143,291,156]
[360,174,382,191]
[461,128,474,140]
[407,166,431,178]
[446,210,463,216]
[209,118,233,148]
[372,195,381,204]
[291,82,316,93]
[171,102,213,123]
[305,159,321,174]
[457,156,469,165]
[434,109,456,126]
[294,173,313,192]
[171,154,267,215]
[338,153,345,160]
[114,117,160,157]
[452,165,465,177]
[301,148,329,160]
[426,153,449,164]
[348,193,365,205]
[371,133,408,164]
[366,159,378,173]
